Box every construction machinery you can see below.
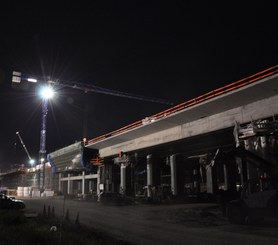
[226,119,278,224]
[16,131,35,165]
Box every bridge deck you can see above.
[86,65,278,151]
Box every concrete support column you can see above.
[97,167,101,195]
[146,154,153,198]
[193,169,200,193]
[223,164,228,191]
[120,163,126,194]
[105,165,113,192]
[260,136,267,149]
[260,136,268,159]
[235,156,247,188]
[206,166,216,194]
[36,170,40,189]
[77,181,81,193]
[88,180,92,193]
[67,173,73,195]
[46,171,51,189]
[58,173,62,193]
[245,139,258,179]
[170,154,177,196]
[82,171,85,195]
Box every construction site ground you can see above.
[22,196,278,245]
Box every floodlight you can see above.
[29,159,35,165]
[39,85,54,100]
[27,78,37,83]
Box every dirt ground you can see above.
[23,197,278,245]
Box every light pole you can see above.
[12,72,55,190]
[38,85,54,189]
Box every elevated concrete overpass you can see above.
[37,65,278,199]
[3,65,278,200]
[86,65,278,157]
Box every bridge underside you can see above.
[50,120,277,200]
[123,127,235,160]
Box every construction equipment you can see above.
[16,131,35,165]
[11,71,173,105]
[12,71,173,189]
[227,174,278,224]
[226,143,278,224]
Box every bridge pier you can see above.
[58,173,62,193]
[170,154,177,196]
[146,154,153,198]
[206,165,217,194]
[105,164,113,192]
[82,171,85,195]
[120,163,126,194]
[97,167,101,195]
[67,173,73,195]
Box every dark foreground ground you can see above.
[0,208,131,245]
[19,197,278,245]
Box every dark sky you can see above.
[0,1,277,170]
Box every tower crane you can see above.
[12,71,174,188]
[12,71,173,105]
[16,131,35,165]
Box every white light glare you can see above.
[27,78,37,83]
[39,86,54,99]
[29,159,35,165]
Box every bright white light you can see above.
[27,78,37,83]
[29,159,35,165]
[39,86,54,100]
[40,158,45,162]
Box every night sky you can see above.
[0,1,277,171]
